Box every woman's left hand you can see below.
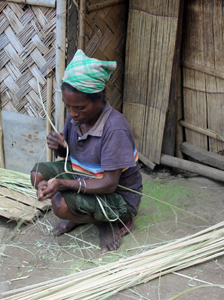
[37,178,59,200]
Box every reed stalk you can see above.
[2,222,224,300]
[0,168,36,199]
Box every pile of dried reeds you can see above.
[2,221,224,300]
[0,168,36,199]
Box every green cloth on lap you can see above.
[32,161,134,222]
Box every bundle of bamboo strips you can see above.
[2,222,224,300]
[0,168,36,199]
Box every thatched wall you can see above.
[84,0,128,112]
[0,0,128,121]
[181,0,224,154]
[2,0,223,168]
[123,0,183,164]
[0,1,56,119]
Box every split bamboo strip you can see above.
[0,168,51,221]
[0,168,36,199]
[2,222,224,300]
[181,59,224,81]
[3,0,56,7]
[46,68,53,162]
[3,244,224,299]
[0,187,49,214]
[79,0,86,51]
[179,120,224,142]
[87,0,126,13]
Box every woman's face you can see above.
[62,89,104,127]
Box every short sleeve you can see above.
[100,129,136,171]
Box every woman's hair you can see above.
[61,82,105,102]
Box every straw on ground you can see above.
[1,221,224,300]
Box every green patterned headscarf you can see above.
[62,49,117,93]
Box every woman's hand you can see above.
[37,178,60,200]
[47,131,67,150]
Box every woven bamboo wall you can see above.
[84,0,128,112]
[123,0,182,164]
[182,0,224,154]
[0,1,56,119]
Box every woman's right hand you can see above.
[37,178,60,200]
[47,131,67,150]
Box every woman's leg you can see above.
[31,171,45,189]
[31,165,121,253]
[52,192,121,253]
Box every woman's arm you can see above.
[37,169,122,200]
[47,130,67,157]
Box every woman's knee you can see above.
[51,192,70,219]
[30,171,45,188]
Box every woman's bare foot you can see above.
[97,222,121,253]
[52,220,82,236]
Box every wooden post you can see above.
[138,152,156,170]
[161,0,184,157]
[0,101,5,169]
[161,154,224,183]
[55,0,66,133]
[180,142,224,171]
[46,68,53,162]
[175,67,184,159]
[4,0,56,7]
[79,0,86,51]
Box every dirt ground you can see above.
[0,165,224,299]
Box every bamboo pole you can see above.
[0,101,5,169]
[180,142,224,171]
[55,0,66,133]
[46,68,53,162]
[138,152,156,170]
[181,59,224,80]
[179,120,224,142]
[79,0,86,51]
[87,0,126,13]
[175,68,184,159]
[4,0,56,7]
[161,154,224,183]
[161,0,184,157]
